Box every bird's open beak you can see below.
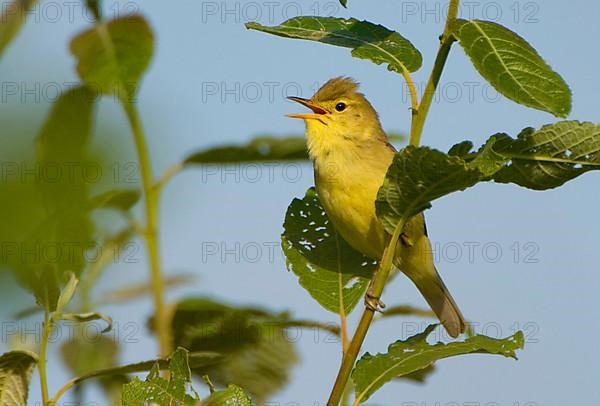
[286,97,328,120]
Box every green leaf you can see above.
[247,17,422,73]
[61,335,126,403]
[185,136,308,165]
[352,325,524,403]
[282,188,376,314]
[205,384,253,406]
[63,351,221,386]
[56,312,113,333]
[492,121,600,189]
[9,86,97,309]
[452,19,571,117]
[339,0,348,8]
[122,348,199,406]
[0,0,38,57]
[0,350,38,405]
[90,188,141,211]
[70,15,154,96]
[85,0,102,21]
[376,146,506,234]
[55,272,79,313]
[169,297,300,403]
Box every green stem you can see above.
[327,220,406,405]
[38,308,53,405]
[121,100,171,357]
[409,0,460,146]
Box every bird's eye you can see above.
[335,102,347,112]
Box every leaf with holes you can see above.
[247,17,422,73]
[352,325,524,403]
[121,348,199,405]
[0,351,38,405]
[282,188,376,314]
[491,121,600,189]
[205,384,252,406]
[375,146,506,234]
[452,19,571,117]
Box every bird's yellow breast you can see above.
[307,125,394,260]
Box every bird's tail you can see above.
[395,214,466,338]
[409,268,466,338]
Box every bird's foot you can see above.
[364,293,386,313]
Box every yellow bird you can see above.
[287,77,466,338]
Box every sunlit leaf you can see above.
[452,19,571,117]
[70,15,154,97]
[491,121,600,189]
[205,384,252,406]
[282,188,376,314]
[352,325,524,403]
[121,348,199,405]
[247,17,422,73]
[0,350,38,405]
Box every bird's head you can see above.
[287,77,384,143]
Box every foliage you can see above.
[0,0,596,405]
[352,325,524,403]
[247,17,422,74]
[0,351,38,404]
[282,188,376,314]
[121,348,200,405]
[452,19,571,117]
[169,297,303,403]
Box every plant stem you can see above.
[339,309,349,355]
[409,0,460,146]
[154,161,184,192]
[400,67,420,137]
[327,220,405,405]
[38,308,52,406]
[121,100,171,357]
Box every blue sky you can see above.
[1,1,599,404]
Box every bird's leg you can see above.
[365,270,386,312]
[364,232,413,312]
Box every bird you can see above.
[287,77,466,338]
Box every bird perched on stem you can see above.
[287,77,466,338]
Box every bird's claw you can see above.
[365,293,386,313]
